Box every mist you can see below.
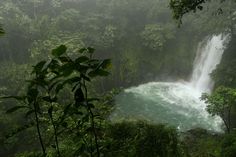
[0,0,236,157]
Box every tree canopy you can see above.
[201,86,236,133]
[170,0,228,21]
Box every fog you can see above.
[0,0,236,156]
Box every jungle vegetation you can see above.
[0,0,236,157]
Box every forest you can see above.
[0,0,236,156]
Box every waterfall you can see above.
[111,34,230,132]
[189,34,230,93]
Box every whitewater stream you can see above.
[111,34,230,132]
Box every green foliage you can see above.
[0,44,187,157]
[1,45,111,156]
[30,32,85,62]
[182,128,222,157]
[141,24,175,50]
[1,0,236,156]
[169,0,229,21]
[221,132,236,157]
[0,0,211,85]
[102,121,186,157]
[100,25,117,48]
[51,45,67,57]
[201,86,236,133]
[169,0,236,36]
[170,0,207,21]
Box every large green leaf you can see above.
[59,62,74,77]
[52,45,67,57]
[75,56,89,63]
[75,65,89,74]
[64,77,81,85]
[79,48,87,53]
[74,88,85,103]
[48,59,60,71]
[27,88,39,103]
[32,61,46,74]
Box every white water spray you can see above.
[112,34,230,132]
[190,34,230,93]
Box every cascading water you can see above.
[111,34,230,132]
[190,34,229,93]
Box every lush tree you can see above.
[201,86,236,133]
[170,0,236,34]
[169,0,230,20]
[102,121,186,157]
[0,0,219,87]
[221,132,236,157]
[1,45,111,156]
[170,0,207,20]
[141,24,175,50]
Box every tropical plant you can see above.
[201,86,236,133]
[1,45,111,156]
